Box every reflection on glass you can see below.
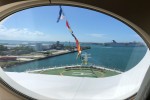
[0,6,147,78]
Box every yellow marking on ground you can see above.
[39,70,46,74]
[60,70,66,76]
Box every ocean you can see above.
[3,44,147,72]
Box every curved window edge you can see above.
[0,0,150,99]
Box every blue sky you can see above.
[0,6,144,43]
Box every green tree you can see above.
[0,45,8,51]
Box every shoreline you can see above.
[2,47,90,68]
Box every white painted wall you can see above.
[5,50,150,100]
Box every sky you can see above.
[0,6,144,43]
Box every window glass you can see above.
[0,5,149,99]
[1,6,147,76]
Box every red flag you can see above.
[57,6,82,59]
[66,20,81,57]
[66,20,70,29]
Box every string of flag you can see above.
[57,6,82,59]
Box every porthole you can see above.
[0,1,150,100]
[1,5,147,74]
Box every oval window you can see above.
[0,5,149,99]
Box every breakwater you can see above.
[2,47,90,69]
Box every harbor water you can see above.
[4,44,147,72]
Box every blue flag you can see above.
[57,6,65,23]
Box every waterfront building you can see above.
[4,44,19,49]
[51,41,64,50]
[42,44,52,50]
[35,43,43,51]
[29,45,36,51]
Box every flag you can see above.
[57,6,65,23]
[66,20,73,33]
[57,6,82,59]
[66,20,82,58]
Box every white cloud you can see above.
[0,25,52,41]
